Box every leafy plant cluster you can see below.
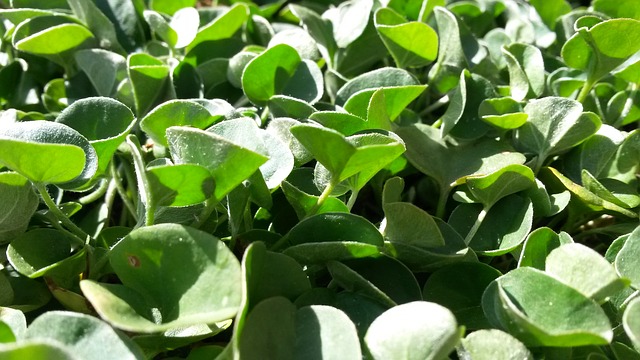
[1,0,640,358]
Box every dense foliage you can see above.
[1,0,640,358]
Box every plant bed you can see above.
[1,0,640,359]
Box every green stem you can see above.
[193,197,218,229]
[576,78,596,104]
[464,207,488,245]
[309,178,338,217]
[103,178,118,230]
[346,188,359,211]
[78,179,109,205]
[110,162,138,221]
[614,82,638,127]
[126,135,155,226]
[436,187,450,219]
[34,183,90,245]
[419,94,450,117]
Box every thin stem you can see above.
[576,78,595,104]
[34,183,90,246]
[110,162,138,220]
[103,177,118,230]
[192,197,218,229]
[436,187,450,219]
[346,188,359,211]
[78,179,109,205]
[614,82,638,127]
[419,94,450,117]
[309,178,338,217]
[126,135,155,226]
[464,207,488,245]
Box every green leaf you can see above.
[546,243,627,302]
[479,97,528,130]
[6,229,74,278]
[268,96,316,120]
[140,99,225,147]
[207,117,294,190]
[615,225,640,289]
[514,97,601,172]
[0,307,26,340]
[364,301,460,360]
[328,256,422,307]
[166,126,268,201]
[283,242,381,265]
[0,120,96,186]
[67,0,125,54]
[12,15,94,55]
[464,164,535,209]
[374,7,438,68]
[24,311,144,360]
[423,262,501,330]
[528,0,570,30]
[80,224,242,333]
[75,49,126,97]
[459,329,533,360]
[397,123,525,193]
[242,242,311,311]
[518,227,573,270]
[482,267,613,347]
[383,202,444,248]
[146,163,214,207]
[502,43,545,101]
[288,4,337,67]
[266,118,313,166]
[544,167,638,218]
[281,180,348,220]
[0,341,76,359]
[450,195,533,255]
[336,67,419,106]
[285,212,383,247]
[0,172,38,245]
[562,18,640,84]
[241,44,323,106]
[55,97,135,176]
[623,297,640,352]
[238,297,361,360]
[293,305,362,359]
[187,3,248,52]
[127,53,175,117]
[149,0,195,16]
[427,7,469,94]
[290,124,405,188]
[326,0,373,48]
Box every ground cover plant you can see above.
[1,0,640,358]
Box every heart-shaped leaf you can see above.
[518,227,574,269]
[241,44,323,106]
[374,7,438,68]
[290,123,405,190]
[166,126,268,201]
[24,311,144,360]
[364,301,460,360]
[55,97,135,176]
[464,164,535,208]
[0,120,96,186]
[140,99,228,147]
[546,243,628,302]
[482,267,613,347]
[514,97,601,172]
[0,172,38,245]
[80,224,242,333]
[237,297,361,360]
[146,163,214,207]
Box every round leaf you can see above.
[0,172,38,245]
[482,267,613,347]
[285,212,383,247]
[364,301,460,360]
[80,224,242,333]
[459,329,533,360]
[0,121,95,185]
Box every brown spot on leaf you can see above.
[128,255,141,268]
